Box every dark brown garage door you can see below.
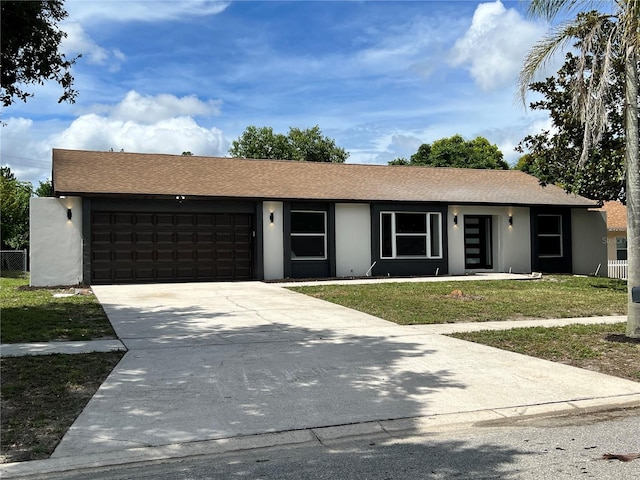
[91,212,253,284]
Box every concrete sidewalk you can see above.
[2,279,639,479]
[0,339,126,357]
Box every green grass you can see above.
[1,352,125,462]
[0,277,116,343]
[450,323,640,382]
[290,276,627,325]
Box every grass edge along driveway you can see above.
[1,276,117,343]
[289,275,627,325]
[1,276,124,464]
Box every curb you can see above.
[2,394,639,479]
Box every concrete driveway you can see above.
[52,281,640,458]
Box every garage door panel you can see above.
[92,268,113,281]
[176,267,196,280]
[92,250,112,262]
[113,232,134,244]
[113,213,133,225]
[196,249,214,260]
[135,268,155,281]
[176,232,195,244]
[235,250,251,261]
[216,249,234,261]
[196,267,214,277]
[156,214,174,227]
[156,231,175,244]
[134,232,154,244]
[156,249,175,261]
[135,213,155,226]
[156,267,176,280]
[91,211,253,284]
[196,232,214,243]
[234,232,251,244]
[176,249,195,261]
[92,231,112,244]
[176,215,196,227]
[235,266,252,277]
[215,215,232,227]
[196,214,215,226]
[215,233,233,244]
[114,249,135,262]
[113,268,135,281]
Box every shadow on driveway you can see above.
[53,289,467,456]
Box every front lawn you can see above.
[0,277,116,343]
[0,352,124,463]
[290,276,627,325]
[451,323,640,382]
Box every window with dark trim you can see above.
[537,214,563,257]
[291,211,327,260]
[380,212,442,259]
[616,237,627,260]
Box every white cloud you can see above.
[66,0,230,24]
[0,118,54,183]
[2,92,228,185]
[97,91,222,123]
[61,22,125,68]
[52,115,226,157]
[450,1,544,91]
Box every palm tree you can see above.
[519,0,639,337]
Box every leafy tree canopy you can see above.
[516,12,632,203]
[229,125,348,163]
[35,179,53,197]
[0,167,33,249]
[389,134,508,169]
[1,0,79,107]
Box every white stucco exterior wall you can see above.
[572,209,608,276]
[263,201,284,280]
[30,197,83,286]
[448,206,531,275]
[335,203,371,277]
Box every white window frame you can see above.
[380,211,442,259]
[291,210,327,260]
[537,214,563,258]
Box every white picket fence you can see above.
[608,260,628,280]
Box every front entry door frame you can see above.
[464,215,493,269]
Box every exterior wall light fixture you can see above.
[270,212,275,224]
[67,208,72,220]
[508,215,513,226]
[453,214,458,226]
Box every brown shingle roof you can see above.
[598,201,627,230]
[52,149,597,207]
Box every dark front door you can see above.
[464,215,493,269]
[90,211,253,284]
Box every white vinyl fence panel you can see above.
[608,260,628,280]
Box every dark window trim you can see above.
[537,213,563,258]
[290,210,327,260]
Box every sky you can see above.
[1,0,568,186]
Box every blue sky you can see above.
[2,0,564,185]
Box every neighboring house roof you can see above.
[52,148,597,207]
[598,201,628,231]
